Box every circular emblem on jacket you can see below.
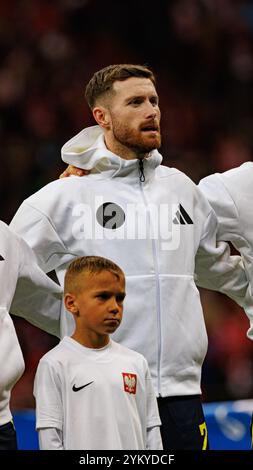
[96,202,125,229]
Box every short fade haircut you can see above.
[64,256,124,294]
[85,64,156,110]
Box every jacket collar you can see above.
[61,125,163,181]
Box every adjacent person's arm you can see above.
[198,173,253,339]
[59,165,89,179]
[10,201,71,273]
[198,174,239,241]
[10,233,62,337]
[195,208,246,297]
[195,207,253,339]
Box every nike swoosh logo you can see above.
[72,381,94,392]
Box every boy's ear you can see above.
[64,293,79,315]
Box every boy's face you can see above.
[66,270,125,336]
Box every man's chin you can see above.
[144,134,161,150]
[138,140,161,153]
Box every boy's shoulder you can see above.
[39,337,70,366]
[111,340,148,366]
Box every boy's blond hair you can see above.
[64,256,124,294]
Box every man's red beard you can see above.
[112,122,161,155]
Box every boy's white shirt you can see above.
[34,337,162,450]
[38,424,162,450]
[199,161,253,339]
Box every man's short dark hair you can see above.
[85,64,156,109]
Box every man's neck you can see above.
[104,135,147,161]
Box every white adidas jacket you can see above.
[199,162,253,339]
[0,221,62,426]
[10,126,252,397]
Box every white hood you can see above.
[61,125,163,175]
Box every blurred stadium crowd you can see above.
[1,0,253,410]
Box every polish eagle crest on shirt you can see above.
[122,373,137,394]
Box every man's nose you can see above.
[144,102,158,118]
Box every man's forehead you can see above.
[113,77,157,96]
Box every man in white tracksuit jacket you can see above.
[199,161,253,446]
[10,64,253,449]
[0,221,62,449]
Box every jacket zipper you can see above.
[139,159,145,182]
[138,160,162,396]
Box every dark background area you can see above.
[1,0,252,409]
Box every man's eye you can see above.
[150,97,158,106]
[129,99,142,106]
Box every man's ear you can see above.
[64,293,79,316]
[93,106,111,129]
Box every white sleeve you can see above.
[198,174,239,241]
[146,426,163,450]
[10,235,62,337]
[0,307,25,412]
[38,428,63,450]
[0,224,25,390]
[10,202,73,273]
[144,360,162,450]
[34,359,63,433]
[195,209,249,306]
[198,176,253,339]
